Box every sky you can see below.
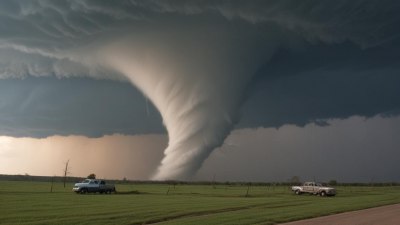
[0,0,399,182]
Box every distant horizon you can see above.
[2,173,400,185]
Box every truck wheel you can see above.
[320,191,326,197]
[295,190,301,195]
[80,188,87,194]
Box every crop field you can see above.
[1,181,400,225]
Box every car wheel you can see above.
[80,188,87,194]
[320,191,326,197]
[295,190,301,195]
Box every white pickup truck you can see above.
[72,179,116,194]
[291,182,336,196]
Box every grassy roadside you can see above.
[1,181,399,225]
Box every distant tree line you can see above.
[0,174,83,183]
[0,174,399,187]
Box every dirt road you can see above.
[280,203,400,225]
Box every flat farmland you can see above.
[1,181,400,225]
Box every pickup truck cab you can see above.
[292,182,336,196]
[73,179,116,194]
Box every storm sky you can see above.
[1,1,400,182]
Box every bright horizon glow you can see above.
[0,134,167,180]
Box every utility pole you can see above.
[63,160,70,188]
[50,176,54,193]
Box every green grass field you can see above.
[1,181,400,225]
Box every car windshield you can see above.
[81,179,90,183]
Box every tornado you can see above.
[100,26,273,180]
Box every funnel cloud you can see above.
[98,25,276,179]
[0,1,399,180]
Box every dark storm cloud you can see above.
[0,0,399,138]
[0,77,163,138]
[239,39,400,128]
